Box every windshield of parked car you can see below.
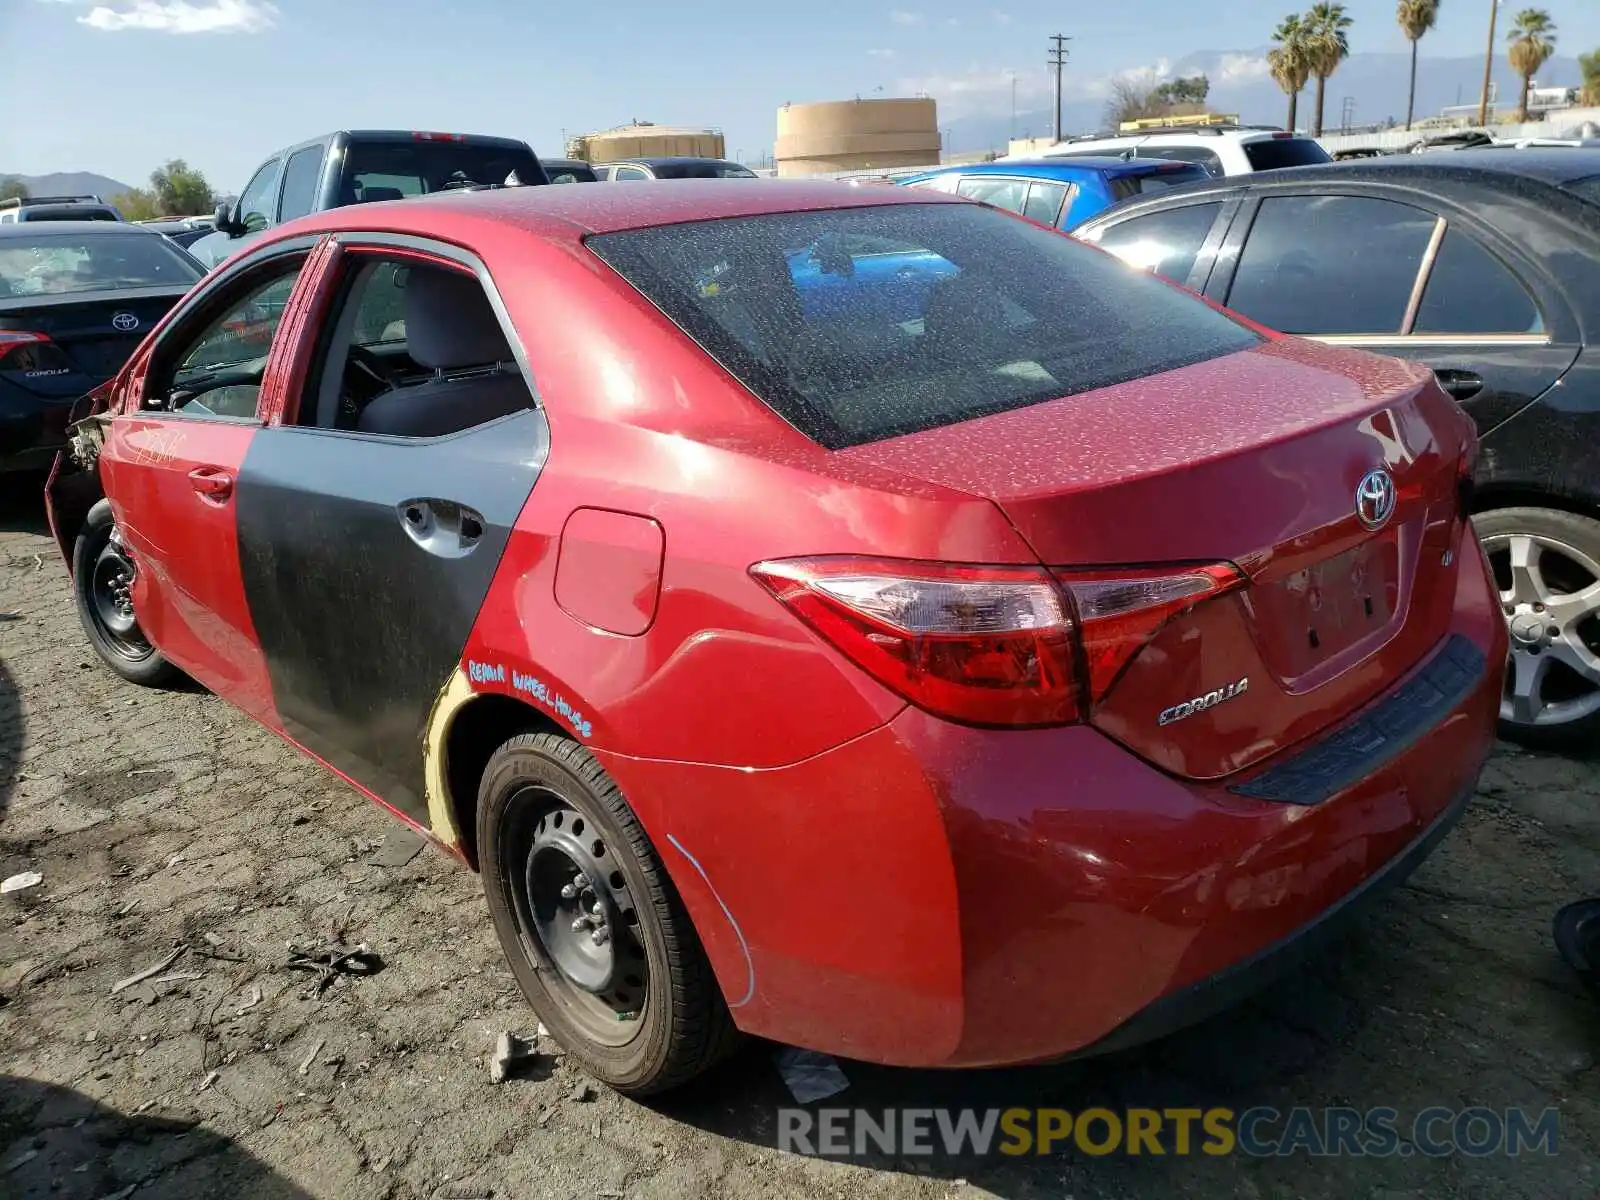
[649,161,758,179]
[23,208,120,222]
[343,141,545,200]
[590,201,1260,448]
[1243,137,1334,171]
[1109,166,1209,200]
[1561,174,1600,206]
[0,232,203,298]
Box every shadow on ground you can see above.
[1,1077,313,1200]
[0,473,51,538]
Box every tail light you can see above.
[0,330,69,373]
[750,556,1244,728]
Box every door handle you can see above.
[398,499,485,558]
[188,467,234,501]
[1433,369,1483,402]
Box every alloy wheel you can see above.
[1484,531,1600,729]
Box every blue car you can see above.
[894,157,1210,230]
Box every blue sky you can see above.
[4,0,1597,192]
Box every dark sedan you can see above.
[1074,149,1600,751]
[0,222,204,474]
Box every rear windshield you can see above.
[649,161,758,180]
[0,233,202,298]
[25,208,119,222]
[589,202,1259,448]
[342,141,546,200]
[548,164,599,184]
[1562,174,1600,206]
[1110,167,1209,201]
[1243,137,1333,171]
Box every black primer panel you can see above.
[234,408,549,819]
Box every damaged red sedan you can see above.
[46,180,1506,1094]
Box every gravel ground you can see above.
[2,485,1597,1200]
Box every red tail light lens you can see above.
[751,556,1245,728]
[0,330,54,370]
[1055,564,1246,701]
[750,557,1079,727]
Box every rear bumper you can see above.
[1057,773,1475,1061]
[0,388,76,474]
[594,523,1507,1069]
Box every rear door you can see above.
[97,238,327,719]
[1208,189,1580,435]
[230,237,550,822]
[1076,195,1243,290]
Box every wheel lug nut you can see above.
[560,883,579,900]
[591,928,609,946]
[571,916,590,933]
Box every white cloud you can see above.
[868,48,897,59]
[993,10,1011,24]
[1216,52,1271,83]
[944,16,959,27]
[889,9,922,25]
[78,0,278,33]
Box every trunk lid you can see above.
[839,338,1477,779]
[0,288,186,396]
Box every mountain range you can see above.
[946,48,1587,152]
[0,171,137,200]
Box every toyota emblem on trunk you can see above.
[1355,468,1397,530]
[111,312,139,332]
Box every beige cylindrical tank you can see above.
[774,98,940,177]
[575,124,727,163]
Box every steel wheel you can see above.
[1483,528,1600,730]
[512,789,650,1046]
[87,536,149,659]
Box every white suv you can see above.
[1005,125,1332,179]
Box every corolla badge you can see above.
[111,312,139,332]
[1158,678,1250,727]
[1355,467,1397,531]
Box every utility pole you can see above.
[1008,70,1018,143]
[1048,34,1071,143]
[1477,0,1500,126]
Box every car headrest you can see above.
[403,266,514,371]
[360,186,405,203]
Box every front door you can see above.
[1212,191,1580,435]
[231,242,550,821]
[99,249,319,717]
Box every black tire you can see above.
[71,499,181,688]
[476,732,741,1095]
[1474,506,1600,754]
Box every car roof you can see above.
[608,157,743,168]
[288,178,965,241]
[1209,147,1600,190]
[907,157,1202,181]
[0,220,156,238]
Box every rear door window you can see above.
[1136,146,1224,178]
[1082,202,1224,285]
[954,176,1029,214]
[1022,181,1072,226]
[1225,195,1436,334]
[1414,228,1543,335]
[589,202,1259,448]
[276,146,325,222]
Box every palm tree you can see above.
[1303,2,1354,137]
[1397,0,1440,131]
[1575,47,1597,106]
[1268,15,1313,131]
[1507,9,1557,122]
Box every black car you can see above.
[0,222,204,474]
[1075,149,1600,751]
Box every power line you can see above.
[1048,34,1072,143]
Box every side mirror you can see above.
[213,202,236,236]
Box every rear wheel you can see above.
[476,732,740,1095]
[72,500,181,688]
[1475,506,1600,753]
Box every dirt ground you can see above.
[2,484,1597,1200]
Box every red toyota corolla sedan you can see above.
[44,179,1506,1094]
